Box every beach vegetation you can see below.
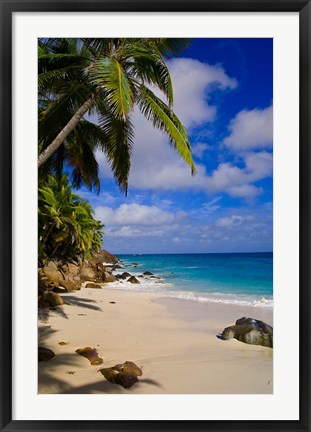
[38,174,103,262]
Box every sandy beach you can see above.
[38,285,273,394]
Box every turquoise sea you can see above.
[105,252,273,309]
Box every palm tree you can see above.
[38,174,104,261]
[38,39,104,191]
[38,38,195,193]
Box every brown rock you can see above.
[99,361,142,389]
[103,272,117,283]
[47,260,59,271]
[38,347,55,361]
[60,280,81,291]
[127,276,140,284]
[52,286,68,294]
[60,263,69,272]
[96,263,107,273]
[85,282,102,289]
[89,250,119,265]
[79,267,96,281]
[40,290,64,307]
[66,263,80,276]
[38,273,58,294]
[75,347,103,365]
[43,266,64,284]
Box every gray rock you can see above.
[236,317,273,334]
[120,272,131,279]
[221,317,273,348]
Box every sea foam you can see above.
[107,253,273,309]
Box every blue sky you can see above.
[80,38,273,254]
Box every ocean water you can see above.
[105,253,273,309]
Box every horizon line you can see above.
[109,251,273,256]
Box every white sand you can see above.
[38,286,273,394]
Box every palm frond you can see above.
[88,57,134,117]
[148,38,192,58]
[138,86,196,174]
[98,113,134,194]
[119,44,173,105]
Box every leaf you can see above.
[118,43,173,105]
[88,58,133,117]
[98,114,134,194]
[38,187,57,207]
[137,86,196,174]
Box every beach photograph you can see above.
[38,37,273,394]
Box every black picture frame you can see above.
[0,0,310,431]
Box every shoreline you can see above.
[102,279,274,309]
[109,253,273,309]
[38,285,273,394]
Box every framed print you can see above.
[0,0,310,431]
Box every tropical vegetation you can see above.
[38,174,103,262]
[38,38,195,194]
[38,38,194,263]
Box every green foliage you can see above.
[38,174,104,262]
[88,57,134,117]
[38,38,195,194]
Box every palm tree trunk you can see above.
[38,88,101,168]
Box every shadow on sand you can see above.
[38,294,102,322]
[38,293,162,394]
[38,326,79,393]
[38,352,84,393]
[60,376,163,394]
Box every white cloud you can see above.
[98,131,272,198]
[192,143,210,159]
[95,203,186,227]
[215,214,255,228]
[95,59,271,200]
[204,151,273,198]
[106,226,168,238]
[228,184,263,198]
[202,196,222,213]
[79,190,118,206]
[96,57,237,185]
[168,58,237,128]
[99,205,272,253]
[224,106,273,151]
